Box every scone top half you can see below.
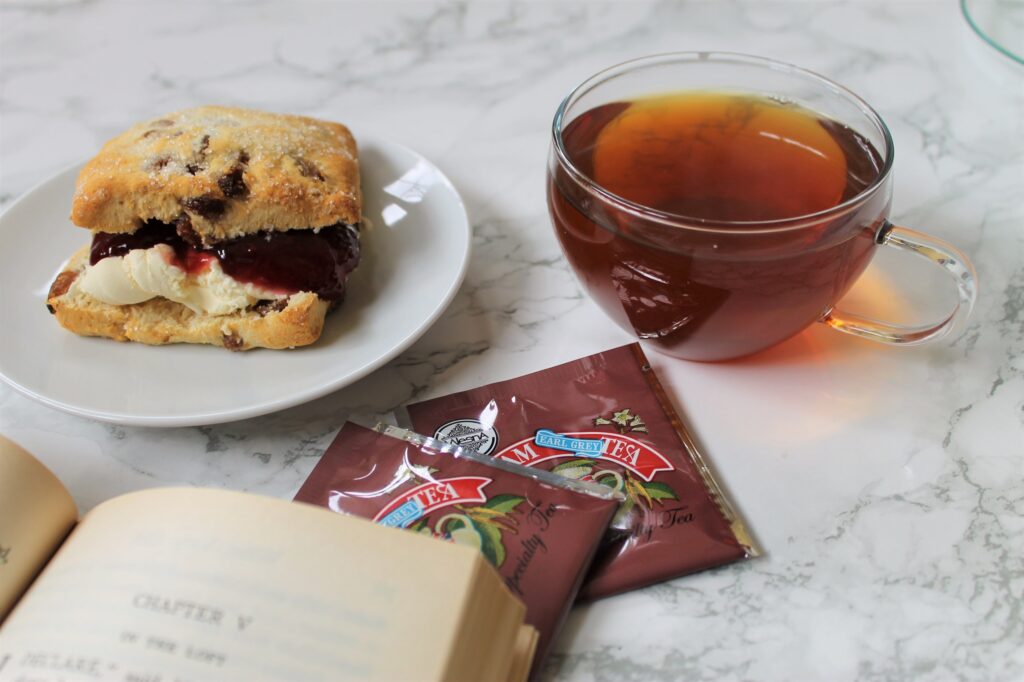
[72,106,361,243]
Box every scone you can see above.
[47,105,362,351]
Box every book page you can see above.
[0,488,520,681]
[0,435,77,620]
[506,625,539,682]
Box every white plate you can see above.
[0,135,470,427]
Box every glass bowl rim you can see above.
[550,51,896,235]
[960,0,1024,66]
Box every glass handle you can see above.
[820,222,978,345]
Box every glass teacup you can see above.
[547,53,977,361]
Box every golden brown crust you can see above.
[47,246,330,351]
[71,106,361,244]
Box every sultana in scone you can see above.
[47,106,361,351]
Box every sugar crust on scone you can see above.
[47,246,330,351]
[71,106,361,244]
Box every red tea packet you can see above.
[294,422,621,672]
[403,343,758,600]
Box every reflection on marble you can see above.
[1,2,1021,680]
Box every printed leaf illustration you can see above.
[553,459,596,472]
[594,408,649,434]
[641,481,678,502]
[450,526,482,551]
[428,494,528,568]
[483,494,526,515]
[612,409,633,427]
[629,416,648,433]
[408,519,429,533]
[552,459,596,480]
[611,475,680,510]
[611,497,636,527]
[626,476,653,507]
[591,469,624,492]
[459,504,519,533]
[475,519,507,567]
[556,466,592,480]
[443,517,466,532]
[465,507,518,530]
[404,464,441,485]
[434,513,488,553]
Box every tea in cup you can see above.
[547,53,976,361]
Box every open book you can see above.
[0,435,537,682]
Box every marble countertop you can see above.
[1,2,1022,680]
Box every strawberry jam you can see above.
[90,221,360,300]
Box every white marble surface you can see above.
[1,2,1022,680]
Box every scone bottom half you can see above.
[47,245,343,352]
[53,106,363,351]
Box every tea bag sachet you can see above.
[402,343,758,599]
[294,422,621,673]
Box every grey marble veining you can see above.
[1,2,1022,680]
